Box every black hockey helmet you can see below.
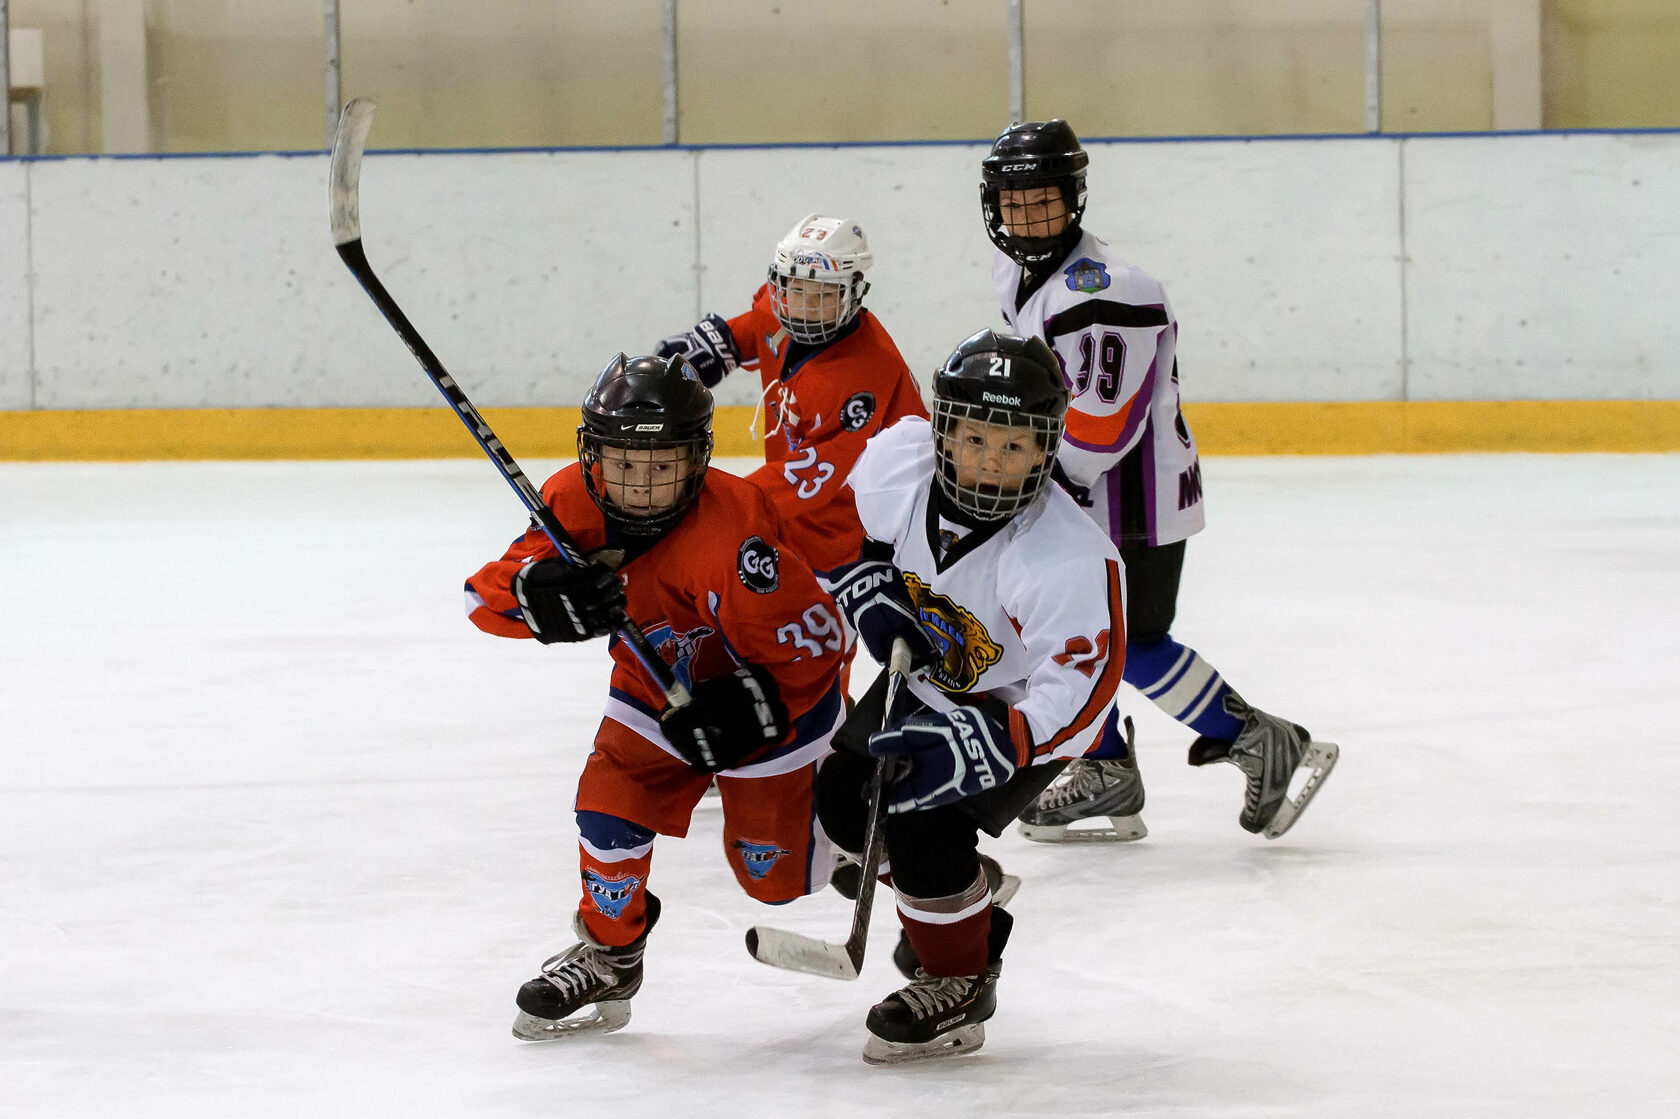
[577,353,715,537]
[980,119,1089,266]
[930,330,1069,521]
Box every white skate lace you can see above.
[898,975,975,1020]
[748,378,801,441]
[538,944,617,1002]
[1040,759,1118,810]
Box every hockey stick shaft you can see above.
[743,637,913,980]
[328,99,689,708]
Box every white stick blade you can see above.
[745,927,860,980]
[329,99,376,246]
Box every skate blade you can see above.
[1017,813,1147,844]
[992,872,1021,907]
[862,1023,986,1066]
[511,1001,631,1042]
[1262,739,1340,840]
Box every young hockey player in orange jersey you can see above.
[464,353,849,1041]
[654,213,928,577]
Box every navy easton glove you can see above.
[828,554,941,671]
[512,558,625,644]
[659,665,789,773]
[652,313,741,388]
[867,707,1023,813]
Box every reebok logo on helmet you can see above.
[982,392,1022,406]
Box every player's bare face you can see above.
[777,276,845,328]
[596,444,694,517]
[998,187,1070,240]
[949,417,1046,496]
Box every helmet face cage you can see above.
[767,265,868,345]
[980,173,1088,265]
[930,397,1065,521]
[576,428,714,537]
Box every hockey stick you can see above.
[744,637,913,981]
[328,99,690,708]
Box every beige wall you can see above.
[5,0,1678,155]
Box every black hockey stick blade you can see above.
[324,97,691,708]
[745,639,913,980]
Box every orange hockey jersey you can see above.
[725,285,928,574]
[464,464,847,758]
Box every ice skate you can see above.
[1189,698,1338,839]
[511,894,661,1041]
[1016,749,1147,843]
[862,963,1001,1066]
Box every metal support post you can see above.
[1007,0,1024,124]
[325,0,342,150]
[662,0,678,144]
[2,0,12,156]
[1365,0,1382,133]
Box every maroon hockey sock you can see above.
[895,870,992,977]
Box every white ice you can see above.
[3,454,1678,1118]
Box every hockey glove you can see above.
[511,558,625,644]
[868,707,1023,814]
[660,665,789,773]
[652,313,741,388]
[828,554,940,671]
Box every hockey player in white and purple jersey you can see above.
[816,330,1127,1064]
[980,119,1337,842]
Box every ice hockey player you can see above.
[464,353,849,1041]
[653,213,928,578]
[979,119,1338,842]
[816,330,1127,1064]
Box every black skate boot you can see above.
[890,854,1018,980]
[1017,716,1146,843]
[512,893,661,1041]
[864,908,1012,1066]
[1188,696,1339,839]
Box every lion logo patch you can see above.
[901,572,1004,693]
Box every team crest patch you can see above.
[839,391,876,432]
[644,621,715,690]
[901,572,1004,693]
[1064,257,1111,294]
[582,869,643,920]
[737,536,780,594]
[733,838,792,881]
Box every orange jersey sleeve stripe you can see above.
[1036,557,1128,758]
[1063,400,1135,449]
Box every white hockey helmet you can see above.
[767,213,873,345]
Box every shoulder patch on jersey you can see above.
[736,536,780,594]
[1064,257,1111,294]
[839,391,876,433]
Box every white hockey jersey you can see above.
[994,233,1205,548]
[848,418,1127,763]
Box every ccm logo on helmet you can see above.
[982,392,1022,406]
[997,163,1037,172]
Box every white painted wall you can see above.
[3,130,1678,412]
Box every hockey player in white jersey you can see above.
[980,119,1336,841]
[815,330,1128,1063]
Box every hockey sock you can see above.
[895,870,992,978]
[576,811,657,945]
[1119,636,1244,744]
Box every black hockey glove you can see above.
[511,558,625,644]
[868,707,1023,814]
[828,553,940,671]
[659,665,789,773]
[652,313,741,388]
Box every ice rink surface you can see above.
[3,453,1678,1118]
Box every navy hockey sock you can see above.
[1118,637,1244,744]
